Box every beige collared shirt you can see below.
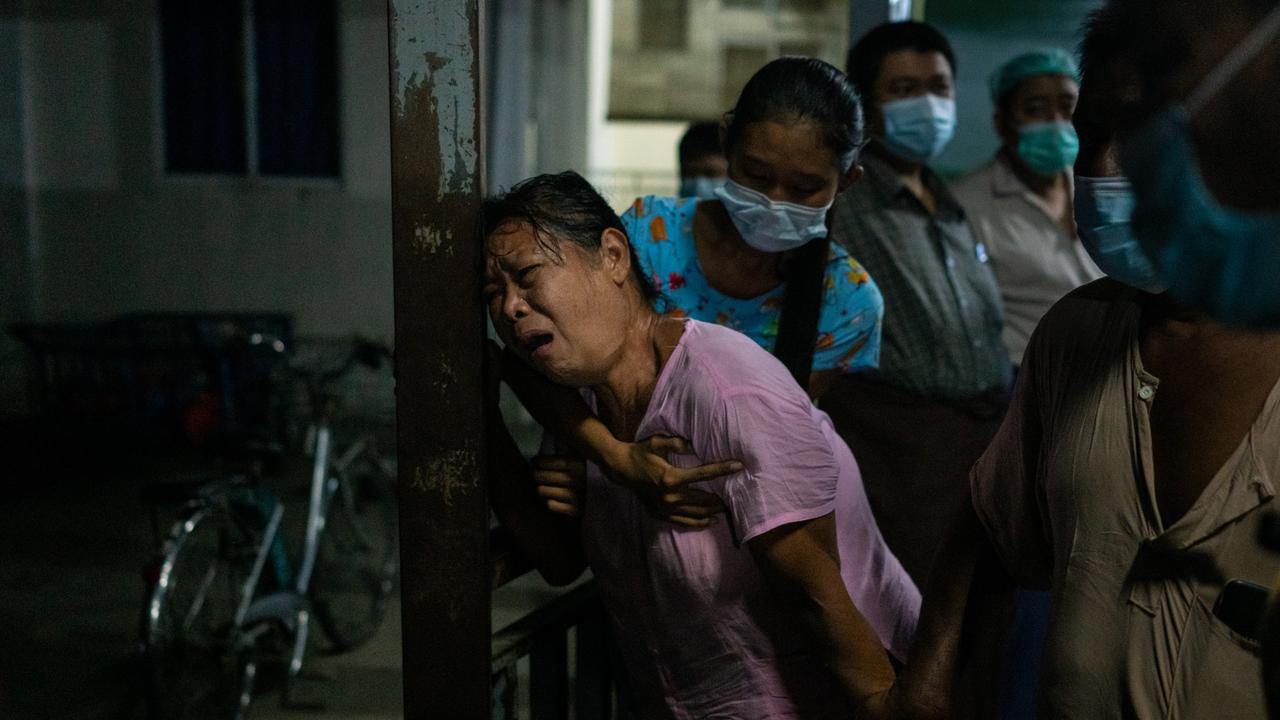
[954,158,1101,365]
[971,280,1275,719]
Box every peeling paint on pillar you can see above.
[412,226,454,255]
[411,448,480,507]
[390,3,479,203]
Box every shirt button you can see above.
[1138,384,1156,401]
[946,256,956,269]
[972,339,983,348]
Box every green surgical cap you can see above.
[989,48,1080,103]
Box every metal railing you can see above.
[587,169,677,212]
[490,529,621,720]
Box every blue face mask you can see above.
[1074,175,1166,294]
[679,176,726,200]
[714,178,831,253]
[1120,3,1280,327]
[880,94,956,163]
[1017,121,1079,177]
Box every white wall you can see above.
[589,120,683,211]
[584,0,682,212]
[14,0,395,343]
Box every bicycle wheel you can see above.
[144,506,258,720]
[310,462,398,651]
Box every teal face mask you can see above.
[1074,175,1166,294]
[1016,121,1079,177]
[1120,3,1280,328]
[880,94,956,163]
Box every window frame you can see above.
[151,0,344,186]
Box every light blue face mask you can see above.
[1120,3,1280,327]
[1017,121,1079,177]
[679,176,726,200]
[714,178,831,253]
[880,94,956,163]
[1074,175,1166,294]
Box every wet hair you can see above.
[723,56,865,172]
[480,171,657,303]
[678,121,723,175]
[1078,6,1126,88]
[1073,5,1141,138]
[846,21,956,108]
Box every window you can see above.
[721,45,770,109]
[638,0,690,51]
[159,0,339,177]
[779,42,820,59]
[159,2,247,173]
[779,0,828,10]
[610,0,848,120]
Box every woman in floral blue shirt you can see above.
[623,195,882,377]
[620,57,884,399]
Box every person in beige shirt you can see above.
[874,286,1279,720]
[954,49,1101,366]
[863,9,1279,719]
[969,279,1279,719]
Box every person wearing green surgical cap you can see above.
[954,47,1101,367]
[955,56,1101,717]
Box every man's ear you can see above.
[599,228,633,287]
[837,163,865,193]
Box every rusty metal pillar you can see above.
[387,1,488,718]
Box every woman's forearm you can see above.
[803,575,897,709]
[487,401,587,586]
[501,346,625,468]
[750,514,895,711]
[500,346,733,526]
[889,493,992,719]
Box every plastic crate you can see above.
[9,313,293,448]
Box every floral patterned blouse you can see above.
[622,195,884,373]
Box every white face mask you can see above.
[714,178,831,253]
[880,94,957,162]
[679,176,726,199]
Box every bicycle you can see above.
[139,336,399,719]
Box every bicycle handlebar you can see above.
[247,333,393,390]
[300,339,393,389]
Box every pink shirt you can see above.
[579,320,920,719]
